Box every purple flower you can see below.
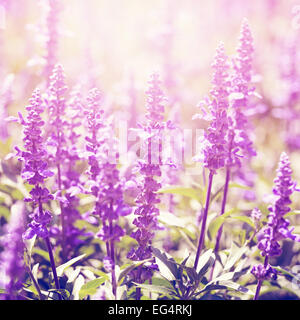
[194,42,231,174]
[251,264,277,281]
[56,86,89,256]
[0,202,26,300]
[16,89,53,185]
[46,68,90,258]
[46,64,70,249]
[193,43,235,269]
[84,88,104,182]
[47,64,68,161]
[251,207,262,222]
[252,152,300,281]
[145,73,165,124]
[259,152,299,254]
[16,88,62,296]
[23,208,52,240]
[127,73,167,286]
[15,89,54,240]
[24,186,54,203]
[85,88,131,294]
[231,18,256,161]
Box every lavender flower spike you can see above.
[85,88,132,298]
[202,42,230,173]
[47,63,68,256]
[15,88,61,299]
[16,88,54,239]
[210,20,256,278]
[231,18,256,160]
[252,152,300,299]
[0,202,26,300]
[127,73,166,298]
[194,42,231,270]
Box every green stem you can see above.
[209,166,230,280]
[45,236,62,300]
[194,171,214,270]
[27,266,44,300]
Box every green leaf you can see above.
[229,215,255,228]
[0,205,10,219]
[32,263,39,283]
[229,182,252,190]
[0,137,12,156]
[133,283,174,297]
[157,186,202,202]
[74,219,99,233]
[66,267,81,283]
[11,189,24,200]
[152,248,179,281]
[151,277,175,289]
[82,267,110,279]
[118,260,147,283]
[273,266,298,279]
[201,279,254,295]
[72,274,85,300]
[211,272,235,282]
[177,228,197,248]
[56,254,86,277]
[285,210,300,217]
[208,210,254,240]
[224,243,248,272]
[181,265,198,282]
[0,183,11,193]
[208,209,235,240]
[79,277,106,300]
[24,284,39,297]
[208,216,226,240]
[158,211,184,228]
[178,227,197,241]
[24,235,37,258]
[196,249,215,280]
[32,248,50,262]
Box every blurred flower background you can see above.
[1,0,300,160]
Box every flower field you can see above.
[0,0,300,301]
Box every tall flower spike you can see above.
[210,22,257,277]
[46,63,69,254]
[258,152,300,256]
[145,73,165,124]
[231,18,256,160]
[85,88,104,184]
[85,88,131,298]
[194,43,231,270]
[47,64,68,151]
[252,152,300,300]
[15,88,54,239]
[15,88,61,298]
[200,42,231,173]
[0,202,25,300]
[51,85,89,259]
[127,73,166,296]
